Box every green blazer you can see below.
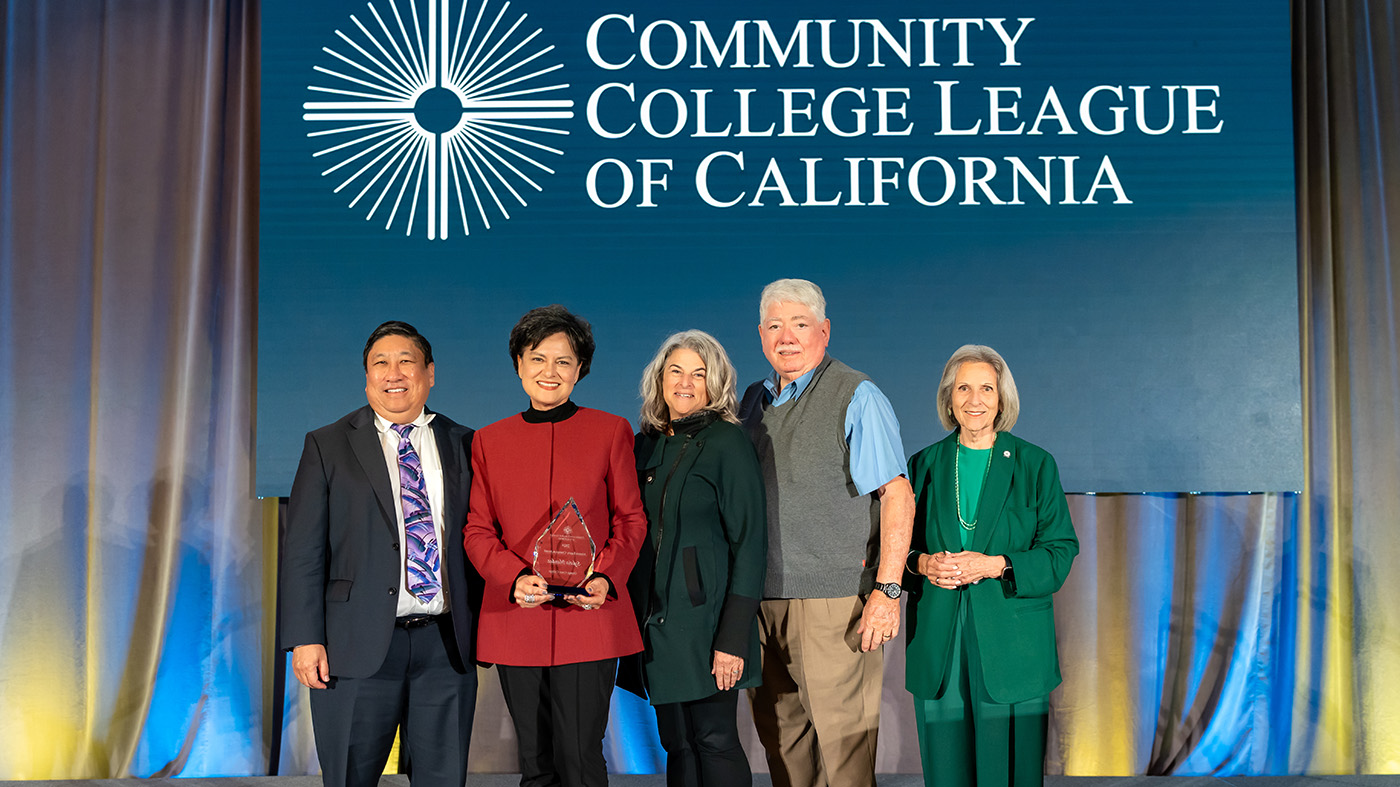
[905,431,1078,704]
[622,415,767,705]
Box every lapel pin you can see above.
[1003,450,1010,458]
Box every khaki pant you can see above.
[749,596,883,787]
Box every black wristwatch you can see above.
[999,560,1016,589]
[873,581,903,599]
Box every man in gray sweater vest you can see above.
[738,278,915,787]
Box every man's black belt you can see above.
[395,614,444,629]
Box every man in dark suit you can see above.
[278,320,478,787]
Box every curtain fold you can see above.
[1294,0,1400,773]
[1049,494,1295,776]
[0,0,262,778]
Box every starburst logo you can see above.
[304,0,574,240]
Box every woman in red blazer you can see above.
[464,305,647,787]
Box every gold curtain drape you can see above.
[1294,0,1400,772]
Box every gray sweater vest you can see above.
[740,355,881,599]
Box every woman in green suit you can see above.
[625,330,767,787]
[905,344,1079,787]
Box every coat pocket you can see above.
[682,547,706,607]
[1011,597,1052,616]
[327,579,353,602]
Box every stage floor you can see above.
[8,775,1400,787]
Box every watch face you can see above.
[879,583,901,599]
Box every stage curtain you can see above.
[1292,0,1400,773]
[2,0,1399,779]
[1049,493,1298,774]
[1051,0,1398,773]
[0,0,264,778]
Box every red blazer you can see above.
[465,406,646,666]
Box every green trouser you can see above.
[914,595,1049,787]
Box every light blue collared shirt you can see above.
[761,368,906,496]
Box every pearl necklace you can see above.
[955,434,995,531]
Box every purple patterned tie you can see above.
[390,423,441,603]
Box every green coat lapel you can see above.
[932,434,962,553]
[640,427,707,554]
[640,432,666,479]
[659,432,706,536]
[969,433,1014,554]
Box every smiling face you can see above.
[663,347,711,422]
[760,300,831,389]
[517,331,579,411]
[950,361,1000,441]
[365,334,435,424]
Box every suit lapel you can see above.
[349,406,398,533]
[969,434,1014,554]
[430,413,463,543]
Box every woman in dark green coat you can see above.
[905,345,1078,787]
[624,330,767,787]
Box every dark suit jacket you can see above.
[905,431,1078,704]
[278,405,477,678]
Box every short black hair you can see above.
[508,305,595,379]
[362,320,434,370]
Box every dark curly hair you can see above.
[508,305,595,379]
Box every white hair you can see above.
[759,278,826,323]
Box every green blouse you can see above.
[956,443,992,549]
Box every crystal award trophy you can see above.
[532,498,597,596]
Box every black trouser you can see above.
[655,689,751,787]
[309,614,476,787]
[497,658,618,787]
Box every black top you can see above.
[522,400,579,424]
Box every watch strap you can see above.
[874,580,903,599]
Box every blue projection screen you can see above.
[258,0,1300,495]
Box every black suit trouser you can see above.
[497,658,617,787]
[309,613,477,787]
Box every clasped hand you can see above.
[918,551,1006,590]
[514,574,609,610]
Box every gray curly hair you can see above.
[639,330,741,435]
